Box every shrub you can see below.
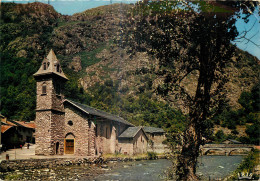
[147,151,157,160]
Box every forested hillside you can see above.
[0,2,259,143]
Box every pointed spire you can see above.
[33,49,68,80]
[46,49,57,62]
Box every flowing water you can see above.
[92,156,243,181]
[196,155,243,180]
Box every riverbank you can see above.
[225,148,260,180]
[0,146,168,180]
[0,155,168,180]
[1,159,172,181]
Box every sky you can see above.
[2,0,260,60]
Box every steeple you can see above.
[34,49,68,80]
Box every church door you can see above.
[65,133,75,154]
[65,139,74,154]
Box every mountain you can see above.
[0,2,259,134]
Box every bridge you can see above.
[201,144,254,156]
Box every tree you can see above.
[119,1,257,180]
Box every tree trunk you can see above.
[176,122,201,181]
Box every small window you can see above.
[106,127,109,139]
[56,82,61,95]
[43,63,47,70]
[57,64,60,72]
[68,121,73,126]
[42,83,47,94]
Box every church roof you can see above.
[119,126,148,140]
[64,99,134,126]
[33,49,68,80]
[143,126,165,133]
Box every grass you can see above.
[4,173,23,180]
[103,152,164,160]
[103,153,149,160]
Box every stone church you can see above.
[33,50,149,156]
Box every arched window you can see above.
[42,83,47,95]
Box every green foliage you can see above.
[4,173,23,180]
[238,91,253,113]
[245,123,260,145]
[147,151,158,160]
[212,83,260,144]
[0,52,37,120]
[229,149,259,180]
[214,130,227,143]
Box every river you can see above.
[0,156,243,180]
[92,156,243,181]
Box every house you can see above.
[12,121,36,143]
[143,126,168,153]
[118,126,148,155]
[1,119,35,150]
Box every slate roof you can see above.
[143,126,165,133]
[64,99,134,126]
[223,139,242,144]
[119,126,143,138]
[33,49,68,80]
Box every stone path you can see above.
[0,144,85,161]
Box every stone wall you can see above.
[133,130,147,155]
[64,104,90,156]
[35,111,52,155]
[50,111,65,155]
[118,139,134,155]
[36,78,53,111]
[0,157,104,172]
[147,133,168,154]
[96,120,116,154]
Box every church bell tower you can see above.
[33,50,68,155]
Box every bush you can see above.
[147,151,157,160]
[229,149,259,180]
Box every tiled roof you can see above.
[1,125,14,133]
[143,126,165,133]
[14,121,36,129]
[64,99,134,126]
[1,120,17,126]
[119,126,142,138]
[33,49,68,80]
